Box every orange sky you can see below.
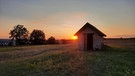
[0,0,135,39]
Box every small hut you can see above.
[74,22,106,51]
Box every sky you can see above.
[0,0,135,39]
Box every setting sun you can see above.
[72,36,78,40]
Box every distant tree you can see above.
[61,39,67,44]
[9,24,29,45]
[30,29,45,45]
[47,36,56,44]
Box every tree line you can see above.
[9,24,57,45]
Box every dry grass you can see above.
[0,44,68,62]
[0,44,89,76]
[104,39,135,50]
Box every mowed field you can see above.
[0,39,135,76]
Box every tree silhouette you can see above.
[47,36,56,44]
[30,29,45,45]
[9,24,29,45]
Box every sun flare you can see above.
[72,36,78,40]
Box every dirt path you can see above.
[0,44,72,62]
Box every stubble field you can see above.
[0,39,135,76]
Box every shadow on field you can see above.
[102,45,115,51]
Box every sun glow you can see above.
[72,36,78,40]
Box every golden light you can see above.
[72,36,78,40]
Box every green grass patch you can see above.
[85,45,135,76]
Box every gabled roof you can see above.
[74,22,106,37]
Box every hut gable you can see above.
[75,22,106,37]
[74,22,106,51]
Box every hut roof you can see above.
[74,22,106,36]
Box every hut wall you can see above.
[77,28,103,50]
[93,34,103,50]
